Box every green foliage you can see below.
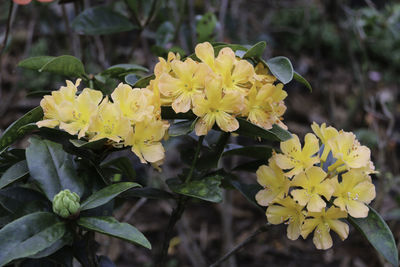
[0,160,29,189]
[265,56,294,84]
[196,12,217,42]
[243,41,267,59]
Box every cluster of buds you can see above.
[255,123,376,249]
[52,189,81,218]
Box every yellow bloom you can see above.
[266,196,305,240]
[192,76,244,136]
[274,133,320,177]
[88,98,130,142]
[301,207,349,250]
[61,88,103,138]
[255,158,290,206]
[244,83,287,130]
[158,58,209,113]
[332,169,375,218]
[311,122,339,161]
[154,52,180,77]
[37,79,80,128]
[111,83,155,123]
[195,42,216,70]
[327,132,371,172]
[124,119,169,164]
[291,167,335,212]
[253,62,276,84]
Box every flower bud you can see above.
[52,189,80,218]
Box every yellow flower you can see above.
[192,76,244,136]
[158,58,209,113]
[301,206,349,250]
[61,88,103,138]
[311,122,339,161]
[244,83,287,130]
[266,196,305,240]
[255,158,290,206]
[124,119,169,164]
[154,52,180,77]
[111,83,155,123]
[332,169,375,218]
[253,62,276,84]
[274,133,320,177]
[88,98,130,142]
[194,42,216,70]
[37,79,80,128]
[327,132,371,172]
[291,167,335,212]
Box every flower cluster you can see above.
[37,79,169,166]
[255,122,376,249]
[147,42,288,136]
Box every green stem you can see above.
[156,136,204,266]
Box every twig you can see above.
[209,224,269,267]
[156,136,204,266]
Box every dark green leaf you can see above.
[0,212,66,266]
[0,107,43,151]
[348,206,398,266]
[69,138,108,150]
[29,230,73,259]
[19,56,85,77]
[196,12,217,42]
[72,6,136,35]
[121,187,175,200]
[81,182,141,211]
[77,216,151,249]
[125,74,139,86]
[25,136,84,200]
[102,64,148,77]
[243,41,266,59]
[17,56,54,70]
[168,120,196,137]
[167,176,223,203]
[196,132,230,170]
[222,145,272,160]
[161,106,196,120]
[133,74,155,88]
[0,160,29,189]
[232,159,266,172]
[230,180,263,210]
[265,56,294,84]
[0,187,49,214]
[101,157,136,180]
[236,118,292,142]
[293,71,312,92]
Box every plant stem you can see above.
[156,136,204,266]
[209,224,269,267]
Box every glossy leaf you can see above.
[121,187,175,200]
[77,216,151,249]
[232,159,266,172]
[0,212,66,266]
[161,106,196,120]
[25,137,84,200]
[230,180,263,210]
[72,6,136,35]
[101,157,136,180]
[222,145,272,160]
[168,120,196,137]
[265,56,294,84]
[102,64,148,77]
[293,71,312,92]
[133,74,155,88]
[125,73,139,86]
[235,118,292,142]
[0,160,29,189]
[29,230,73,259]
[80,182,141,211]
[348,206,398,266]
[196,132,230,170]
[19,55,86,77]
[69,138,108,150]
[0,187,49,214]
[0,106,43,151]
[167,176,223,203]
[243,41,266,59]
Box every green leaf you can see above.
[243,41,266,59]
[230,180,263,210]
[348,206,398,266]
[125,73,139,86]
[161,106,196,120]
[77,216,151,249]
[168,120,196,137]
[232,159,266,172]
[0,106,43,151]
[81,182,141,211]
[121,187,175,200]
[196,12,217,42]
[133,74,155,88]
[0,212,66,266]
[29,230,73,259]
[196,132,230,170]
[167,175,223,203]
[72,6,136,35]
[101,157,136,180]
[19,55,86,77]
[25,137,84,200]
[222,145,272,160]
[69,138,108,150]
[102,64,148,77]
[293,71,312,92]
[265,56,294,84]
[0,187,49,214]
[0,160,29,189]
[235,118,292,142]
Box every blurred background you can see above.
[0,0,399,266]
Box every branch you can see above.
[209,224,269,267]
